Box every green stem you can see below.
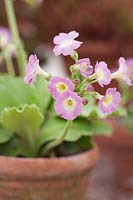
[2,49,15,76]
[80,79,97,95]
[5,0,27,76]
[18,129,37,157]
[40,120,72,156]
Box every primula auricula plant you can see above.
[0,0,132,157]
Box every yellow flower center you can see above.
[61,39,73,47]
[103,94,112,106]
[56,82,68,93]
[63,98,76,111]
[97,69,104,80]
[81,62,88,71]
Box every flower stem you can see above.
[111,71,119,80]
[80,79,97,95]
[5,0,27,76]
[2,49,15,76]
[38,68,52,81]
[40,120,72,156]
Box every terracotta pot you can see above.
[96,119,133,192]
[0,145,99,200]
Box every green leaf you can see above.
[81,95,106,119]
[0,75,39,112]
[0,126,13,144]
[37,118,112,147]
[81,95,94,117]
[1,104,43,136]
[110,107,127,117]
[55,136,94,156]
[35,76,51,112]
[0,137,21,156]
[88,120,112,136]
[37,118,90,146]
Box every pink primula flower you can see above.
[24,54,40,84]
[95,61,111,87]
[54,91,82,120]
[112,57,132,86]
[48,76,74,99]
[126,58,133,81]
[99,88,121,114]
[0,27,12,48]
[118,57,132,86]
[53,31,82,56]
[78,58,93,78]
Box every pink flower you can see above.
[24,54,40,84]
[54,91,82,120]
[53,31,82,56]
[86,84,94,92]
[119,57,132,85]
[99,88,121,114]
[0,27,16,56]
[95,61,111,87]
[126,58,133,82]
[48,76,74,99]
[0,27,12,48]
[78,58,93,77]
[112,57,132,86]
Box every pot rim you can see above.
[0,144,99,180]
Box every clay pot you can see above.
[0,145,99,200]
[96,119,133,192]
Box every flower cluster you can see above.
[48,76,82,120]
[24,31,132,121]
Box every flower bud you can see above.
[86,84,94,92]
[73,78,80,85]
[82,98,89,105]
[70,51,79,62]
[70,64,79,73]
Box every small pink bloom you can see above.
[78,58,93,77]
[53,31,82,56]
[0,27,16,56]
[48,76,74,99]
[54,91,82,120]
[24,54,40,84]
[99,88,121,114]
[86,84,94,92]
[118,57,132,86]
[0,27,12,48]
[95,61,111,87]
[126,58,133,81]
